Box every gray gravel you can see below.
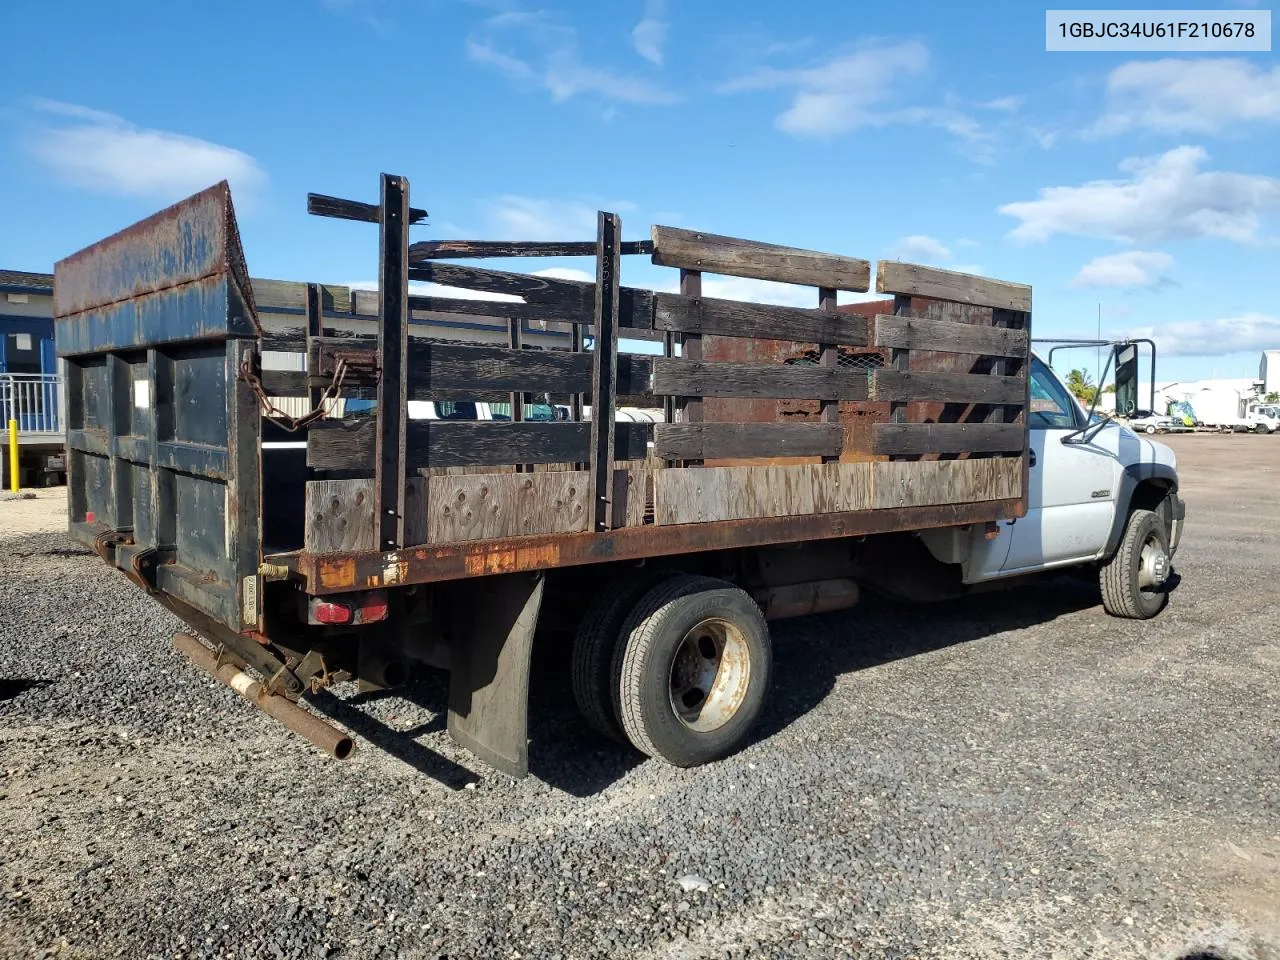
[1,434,1277,960]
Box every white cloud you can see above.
[892,234,951,263]
[1094,58,1280,135]
[1071,251,1174,289]
[486,197,605,240]
[702,276,823,308]
[632,0,667,67]
[467,12,678,106]
[980,96,1023,112]
[716,42,999,160]
[999,146,1280,244]
[719,41,930,136]
[24,99,266,202]
[1126,314,1280,357]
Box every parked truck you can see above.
[52,175,1185,777]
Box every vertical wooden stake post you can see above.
[589,211,621,532]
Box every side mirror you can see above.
[1114,343,1139,417]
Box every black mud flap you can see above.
[447,572,545,778]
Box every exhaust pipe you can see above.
[754,578,860,621]
[172,632,355,760]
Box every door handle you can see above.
[1028,449,1037,467]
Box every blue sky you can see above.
[1,0,1277,381]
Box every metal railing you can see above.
[1,373,64,436]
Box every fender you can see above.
[1103,461,1182,559]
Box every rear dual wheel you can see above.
[571,573,772,766]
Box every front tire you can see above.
[613,575,771,767]
[1099,509,1172,619]
[1256,423,1270,435]
[1144,424,1157,434]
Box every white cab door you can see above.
[1000,357,1125,573]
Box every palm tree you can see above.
[1065,368,1098,405]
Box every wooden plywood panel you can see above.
[871,457,1021,509]
[427,471,590,543]
[654,462,874,525]
[613,466,652,527]
[304,479,375,553]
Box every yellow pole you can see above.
[7,419,17,493]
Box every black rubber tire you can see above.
[612,574,771,767]
[570,568,684,742]
[1099,508,1170,620]
[1256,423,1270,435]
[1144,424,1157,434]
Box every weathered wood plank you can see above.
[872,422,1025,456]
[252,279,352,314]
[653,422,843,461]
[613,466,652,527]
[876,262,1031,312]
[818,287,840,464]
[654,462,875,525]
[408,239,652,261]
[411,262,592,305]
[652,358,869,400]
[654,294,868,345]
[404,477,427,546]
[307,193,427,224]
[407,262,655,331]
[871,457,1021,509]
[406,295,591,324]
[427,471,590,543]
[652,226,870,292]
[307,420,653,471]
[869,370,1026,404]
[873,315,1029,358]
[304,479,375,554]
[306,339,654,400]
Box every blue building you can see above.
[0,270,56,377]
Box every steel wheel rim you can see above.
[1138,533,1170,592]
[668,618,751,733]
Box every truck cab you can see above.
[936,352,1185,619]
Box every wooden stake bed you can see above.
[260,180,1033,594]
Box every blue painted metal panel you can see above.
[53,181,258,356]
[54,182,263,635]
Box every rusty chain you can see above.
[239,355,350,433]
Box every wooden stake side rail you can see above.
[287,186,1033,580]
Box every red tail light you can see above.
[353,594,389,624]
[311,599,352,625]
[308,590,388,626]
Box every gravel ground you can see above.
[1,435,1277,960]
